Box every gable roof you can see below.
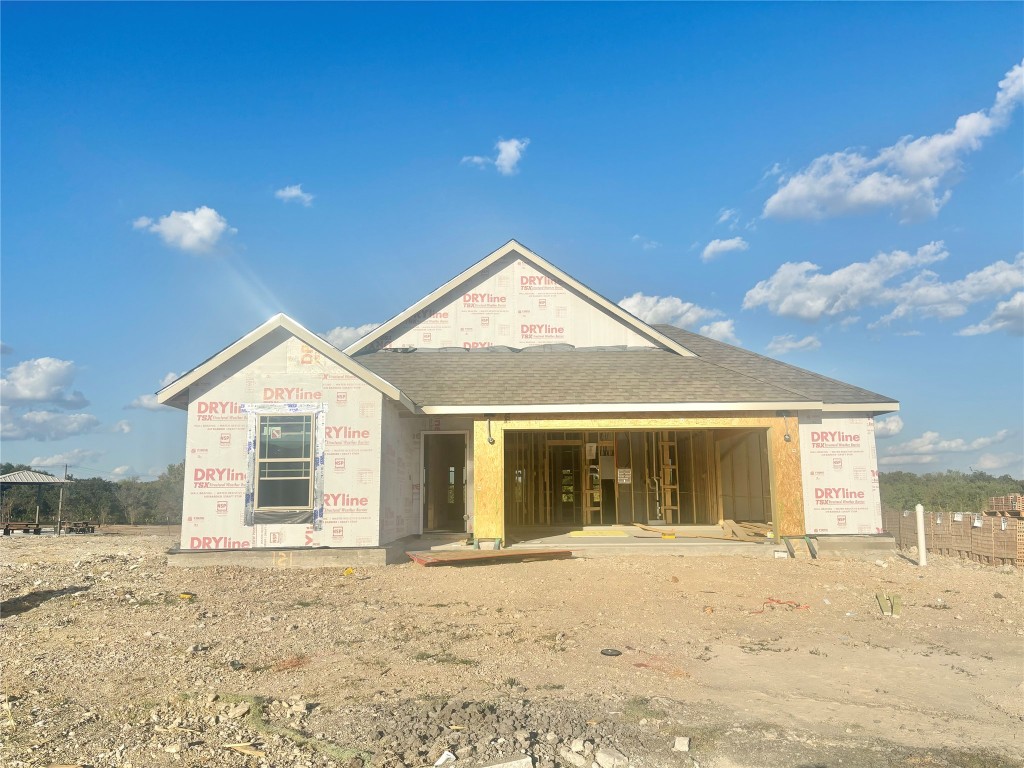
[344,239,696,357]
[157,313,415,411]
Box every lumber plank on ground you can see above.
[406,549,573,567]
[722,520,761,542]
[735,521,772,536]
[633,523,738,542]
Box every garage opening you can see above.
[503,429,773,529]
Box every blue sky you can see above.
[2,2,1022,480]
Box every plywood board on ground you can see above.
[634,522,768,543]
[407,549,573,567]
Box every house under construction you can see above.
[158,240,898,551]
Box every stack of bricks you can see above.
[988,494,1022,515]
[881,508,1019,565]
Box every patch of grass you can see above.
[503,677,521,688]
[294,600,315,608]
[538,683,564,690]
[624,696,667,721]
[413,651,478,666]
[216,694,370,763]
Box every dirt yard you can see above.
[1,528,1021,768]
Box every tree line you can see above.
[2,462,1020,526]
[878,469,1023,514]
[1,462,184,526]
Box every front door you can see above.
[423,434,466,531]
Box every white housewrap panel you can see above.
[180,336,384,550]
[378,403,421,545]
[385,258,656,349]
[799,414,883,535]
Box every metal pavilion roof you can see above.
[0,471,70,484]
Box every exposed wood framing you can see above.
[473,413,800,544]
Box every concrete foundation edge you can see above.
[167,546,390,568]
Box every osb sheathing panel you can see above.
[471,413,805,542]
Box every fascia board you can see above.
[157,313,415,412]
[343,240,695,357]
[416,401,823,415]
[822,402,901,413]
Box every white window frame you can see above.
[255,412,314,511]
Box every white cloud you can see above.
[878,454,937,466]
[872,254,1024,327]
[127,394,160,410]
[322,323,382,349]
[460,155,490,169]
[1,343,12,355]
[495,138,529,175]
[619,293,722,328]
[110,465,133,478]
[134,206,235,253]
[701,237,748,262]
[958,291,1024,336]
[29,447,103,469]
[631,234,660,250]
[1,406,100,441]
[873,415,904,438]
[742,242,1020,330]
[275,184,314,206]
[0,357,88,408]
[716,208,739,228]
[113,420,132,434]
[764,60,1024,221]
[887,429,1011,456]
[975,452,1023,472]
[462,137,530,175]
[699,319,741,345]
[127,372,180,410]
[765,334,821,355]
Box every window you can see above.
[256,414,313,509]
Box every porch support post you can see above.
[472,418,505,543]
[769,416,805,538]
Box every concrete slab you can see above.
[166,532,475,568]
[812,535,897,559]
[503,528,782,559]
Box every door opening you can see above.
[423,433,467,531]
[549,445,582,525]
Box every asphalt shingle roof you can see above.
[652,325,897,406]
[354,328,897,409]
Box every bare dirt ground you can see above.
[1,527,1021,768]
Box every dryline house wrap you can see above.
[158,240,899,551]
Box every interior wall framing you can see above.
[473,413,804,543]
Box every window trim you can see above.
[241,403,326,529]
